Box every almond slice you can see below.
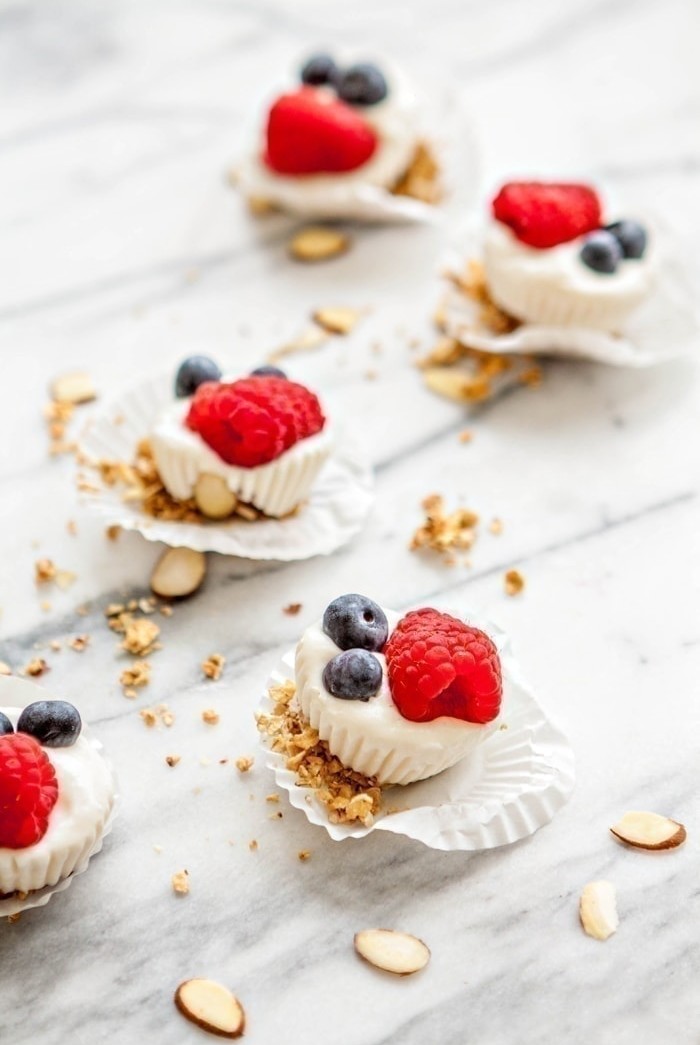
[174,979,245,1038]
[50,372,97,405]
[610,811,686,851]
[579,881,618,941]
[312,306,362,335]
[195,474,237,519]
[289,226,350,262]
[354,929,430,975]
[151,547,206,599]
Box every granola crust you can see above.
[257,680,382,826]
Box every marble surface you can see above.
[1,0,699,1042]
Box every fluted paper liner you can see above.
[77,375,374,560]
[258,616,575,850]
[440,217,699,367]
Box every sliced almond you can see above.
[289,226,350,263]
[174,979,245,1038]
[610,811,686,851]
[195,474,237,519]
[354,929,430,975]
[150,547,206,599]
[579,880,618,941]
[312,306,362,335]
[50,372,97,405]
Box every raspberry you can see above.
[385,609,502,724]
[492,181,602,249]
[0,733,59,849]
[264,87,378,175]
[185,377,325,468]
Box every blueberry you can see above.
[323,594,388,652]
[579,230,623,274]
[17,700,82,748]
[175,356,222,397]
[606,220,647,259]
[336,63,388,106]
[301,53,339,87]
[250,365,287,379]
[0,712,13,736]
[322,649,382,701]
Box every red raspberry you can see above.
[385,609,502,724]
[264,87,378,175]
[492,181,602,249]
[0,733,59,849]
[185,377,325,468]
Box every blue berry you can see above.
[301,53,339,87]
[580,230,623,274]
[175,356,222,397]
[322,649,382,701]
[336,63,388,106]
[250,365,287,379]
[606,220,647,260]
[323,594,388,652]
[17,700,82,748]
[0,712,13,736]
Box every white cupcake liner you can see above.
[151,425,333,519]
[0,678,119,919]
[441,217,699,367]
[258,616,575,850]
[77,375,374,560]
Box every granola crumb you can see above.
[140,708,157,727]
[159,604,174,617]
[410,494,479,557]
[66,520,78,536]
[265,793,280,803]
[34,559,57,584]
[489,518,504,536]
[0,662,12,676]
[165,754,181,767]
[105,524,121,541]
[69,634,90,652]
[257,680,381,826]
[298,850,311,862]
[171,870,189,895]
[140,703,174,728]
[120,659,151,690]
[23,658,48,678]
[7,912,22,924]
[118,616,160,656]
[248,839,258,852]
[504,569,525,596]
[40,600,52,612]
[123,687,137,700]
[458,429,473,444]
[202,653,225,680]
[202,708,220,725]
[49,640,62,652]
[235,756,254,773]
[283,602,303,616]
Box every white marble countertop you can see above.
[1,1,699,1042]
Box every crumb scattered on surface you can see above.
[0,662,12,676]
[504,569,525,596]
[34,559,57,584]
[298,850,311,862]
[312,306,363,336]
[410,494,479,560]
[392,141,442,204]
[23,658,49,677]
[257,680,381,826]
[69,635,90,652]
[202,708,220,725]
[66,520,78,536]
[283,603,302,616]
[140,704,174,728]
[235,756,254,773]
[489,518,504,535]
[120,659,151,691]
[171,870,189,895]
[265,793,280,803]
[202,653,225,680]
[117,616,160,656]
[105,524,121,541]
[444,260,520,336]
[165,754,181,767]
[248,839,258,852]
[289,226,350,263]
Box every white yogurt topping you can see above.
[0,708,115,888]
[485,221,655,299]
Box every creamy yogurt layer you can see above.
[150,395,333,519]
[484,221,654,330]
[0,708,115,896]
[295,612,497,786]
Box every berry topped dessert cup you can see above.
[295,594,502,786]
[0,682,116,908]
[236,51,442,221]
[150,357,333,521]
[483,181,654,331]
